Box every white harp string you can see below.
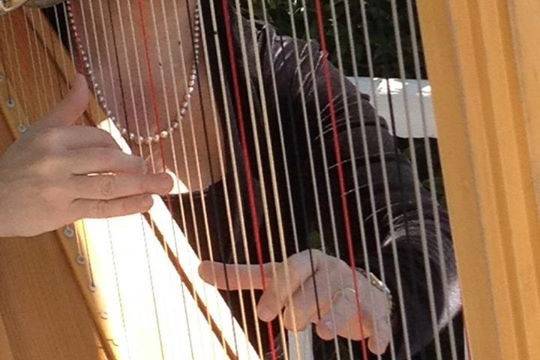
[403,0,459,357]
[323,0,397,357]
[388,0,444,358]
[0,2,463,359]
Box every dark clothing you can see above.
[172,3,461,359]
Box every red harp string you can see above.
[311,1,370,359]
[220,1,279,359]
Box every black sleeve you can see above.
[247,21,462,358]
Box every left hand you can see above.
[198,249,392,355]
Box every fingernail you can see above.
[323,319,334,330]
[258,305,273,322]
[141,196,153,209]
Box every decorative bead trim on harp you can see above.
[0,1,462,360]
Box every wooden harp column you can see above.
[417,0,540,359]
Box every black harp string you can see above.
[402,0,460,358]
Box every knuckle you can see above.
[33,155,60,176]
[92,147,110,161]
[91,200,109,218]
[38,128,63,148]
[98,176,116,198]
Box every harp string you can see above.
[0,16,30,129]
[319,0,397,358]
[26,9,53,112]
[36,11,59,103]
[218,1,283,358]
[108,0,247,356]
[151,1,213,356]
[56,2,98,285]
[240,1,335,358]
[52,4,94,294]
[176,1,263,357]
[310,1,372,359]
[105,1,209,357]
[202,0,271,357]
[230,1,315,358]
[3,2,462,359]
[20,9,46,114]
[171,0,245,355]
[242,0,359,358]
[388,0,444,358]
[72,1,169,356]
[402,0,460,357]
[107,1,192,354]
[59,2,96,289]
[279,1,359,358]
[353,0,415,357]
[72,2,141,356]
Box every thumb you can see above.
[198,260,268,291]
[39,73,90,128]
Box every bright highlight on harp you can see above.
[0,0,539,360]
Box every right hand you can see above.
[0,74,173,237]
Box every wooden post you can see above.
[416,0,540,359]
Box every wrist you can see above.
[358,268,394,316]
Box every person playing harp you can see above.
[0,0,461,358]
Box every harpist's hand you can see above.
[0,75,173,238]
[199,249,392,355]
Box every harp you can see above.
[0,1,538,360]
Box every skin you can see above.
[0,74,173,237]
[5,2,394,354]
[199,249,392,355]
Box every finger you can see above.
[258,249,323,322]
[57,126,119,150]
[70,194,154,219]
[282,269,336,331]
[66,148,147,175]
[38,74,90,128]
[367,320,391,355]
[316,290,370,341]
[70,172,173,200]
[198,261,269,290]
